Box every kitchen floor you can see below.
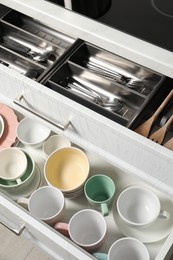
[0,223,54,260]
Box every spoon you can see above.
[28,50,53,62]
[3,39,52,62]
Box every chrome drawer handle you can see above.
[14,93,71,131]
[1,219,25,236]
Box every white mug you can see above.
[94,237,150,260]
[17,186,65,226]
[117,185,169,228]
[54,209,107,252]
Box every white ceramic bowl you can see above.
[0,147,27,181]
[43,134,71,157]
[17,117,51,148]
[0,148,36,192]
[44,147,90,193]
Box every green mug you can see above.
[84,174,116,216]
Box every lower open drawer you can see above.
[0,105,173,260]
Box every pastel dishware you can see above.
[0,148,36,192]
[17,186,65,226]
[43,134,71,157]
[0,103,18,149]
[54,209,107,252]
[17,117,51,148]
[93,237,150,260]
[0,115,4,139]
[84,174,115,216]
[0,147,27,183]
[63,185,84,199]
[44,147,90,193]
[117,185,169,228]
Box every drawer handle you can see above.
[1,219,25,236]
[14,93,71,131]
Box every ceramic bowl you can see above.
[43,134,71,157]
[0,147,27,182]
[44,147,90,193]
[0,148,36,192]
[17,117,51,148]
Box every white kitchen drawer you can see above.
[0,64,173,199]
[0,106,173,260]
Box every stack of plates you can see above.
[0,103,18,149]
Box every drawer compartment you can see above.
[0,47,44,79]
[43,42,166,128]
[0,7,77,81]
[46,61,145,126]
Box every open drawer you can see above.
[0,104,173,260]
[0,5,77,81]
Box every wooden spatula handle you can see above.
[153,89,173,119]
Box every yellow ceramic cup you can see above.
[44,147,90,193]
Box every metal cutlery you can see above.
[86,58,145,89]
[134,89,173,137]
[149,114,173,144]
[126,78,145,89]
[3,39,52,62]
[66,80,123,112]
[67,82,103,104]
[86,60,127,85]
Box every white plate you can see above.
[0,165,41,201]
[0,115,4,139]
[112,190,173,243]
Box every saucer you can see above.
[0,104,18,149]
[113,194,173,243]
[0,165,41,201]
[0,115,4,139]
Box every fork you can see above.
[149,114,173,144]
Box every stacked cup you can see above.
[0,147,37,195]
[44,147,90,198]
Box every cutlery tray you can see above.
[0,107,173,260]
[0,6,77,80]
[42,41,166,128]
